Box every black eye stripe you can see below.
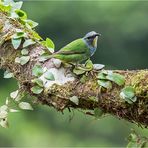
[87,37,91,39]
[87,35,97,39]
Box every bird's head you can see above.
[83,31,101,49]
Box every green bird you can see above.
[41,31,101,63]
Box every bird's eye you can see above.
[87,36,92,39]
[87,35,96,40]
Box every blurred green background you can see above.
[0,0,148,147]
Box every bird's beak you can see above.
[93,35,98,48]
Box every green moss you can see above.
[131,71,148,97]
[0,23,3,32]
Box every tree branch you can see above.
[0,12,147,127]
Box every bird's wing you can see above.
[57,38,88,55]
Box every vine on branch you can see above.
[0,0,55,127]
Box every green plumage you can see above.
[52,38,90,63]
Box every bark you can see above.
[0,12,147,127]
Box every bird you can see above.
[40,31,101,63]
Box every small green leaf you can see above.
[120,94,134,104]
[101,70,108,75]
[0,105,8,112]
[97,80,112,89]
[25,19,38,29]
[15,92,25,102]
[40,41,46,46]
[46,38,55,53]
[10,11,19,18]
[0,110,8,119]
[32,64,44,77]
[106,72,125,86]
[18,102,33,110]
[23,39,36,48]
[5,1,23,12]
[11,90,25,102]
[32,78,43,87]
[19,56,30,65]
[131,96,137,102]
[73,67,85,75]
[98,71,125,86]
[41,38,55,53]
[21,48,29,55]
[120,86,137,104]
[69,96,79,105]
[31,85,43,94]
[93,64,105,70]
[10,90,18,99]
[15,9,27,19]
[11,1,23,10]
[85,59,93,70]
[0,4,11,13]
[44,71,55,80]
[97,72,107,80]
[15,57,20,63]
[80,75,88,83]
[31,30,42,40]
[3,0,13,5]
[11,38,21,49]
[12,31,26,39]
[3,70,13,78]
[120,86,135,99]
[4,0,23,11]
[94,108,103,119]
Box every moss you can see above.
[0,24,3,32]
[131,71,148,97]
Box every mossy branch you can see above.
[0,12,147,127]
